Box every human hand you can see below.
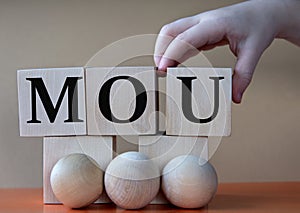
[154,0,300,103]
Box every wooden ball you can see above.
[50,153,104,208]
[105,151,160,209]
[162,155,218,208]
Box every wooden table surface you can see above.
[0,182,299,213]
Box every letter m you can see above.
[26,77,83,123]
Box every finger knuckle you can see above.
[240,72,253,83]
[176,33,186,41]
[160,24,176,37]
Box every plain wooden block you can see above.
[139,135,208,204]
[17,67,86,136]
[86,67,157,135]
[166,68,231,136]
[43,136,113,204]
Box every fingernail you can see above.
[158,64,165,71]
[156,70,167,77]
[158,58,167,71]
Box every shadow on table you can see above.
[43,203,208,213]
[43,194,279,213]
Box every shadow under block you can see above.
[17,67,86,136]
[115,135,139,155]
[139,135,208,204]
[158,77,166,132]
[43,136,113,204]
[86,67,157,135]
[166,67,231,136]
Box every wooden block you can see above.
[166,67,231,136]
[43,136,113,204]
[86,67,157,135]
[17,67,86,136]
[139,135,208,204]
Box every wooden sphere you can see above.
[162,155,218,208]
[105,151,160,209]
[50,153,104,208]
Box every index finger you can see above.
[154,16,199,68]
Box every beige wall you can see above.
[0,0,299,187]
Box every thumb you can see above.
[233,47,262,103]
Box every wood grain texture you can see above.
[43,136,113,204]
[50,153,104,208]
[166,68,231,136]
[86,67,157,135]
[139,135,208,204]
[104,152,160,209]
[17,67,86,136]
[162,155,218,208]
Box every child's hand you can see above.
[154,0,300,103]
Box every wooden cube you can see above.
[43,136,113,204]
[139,135,208,204]
[86,67,157,135]
[17,67,86,136]
[166,68,231,136]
